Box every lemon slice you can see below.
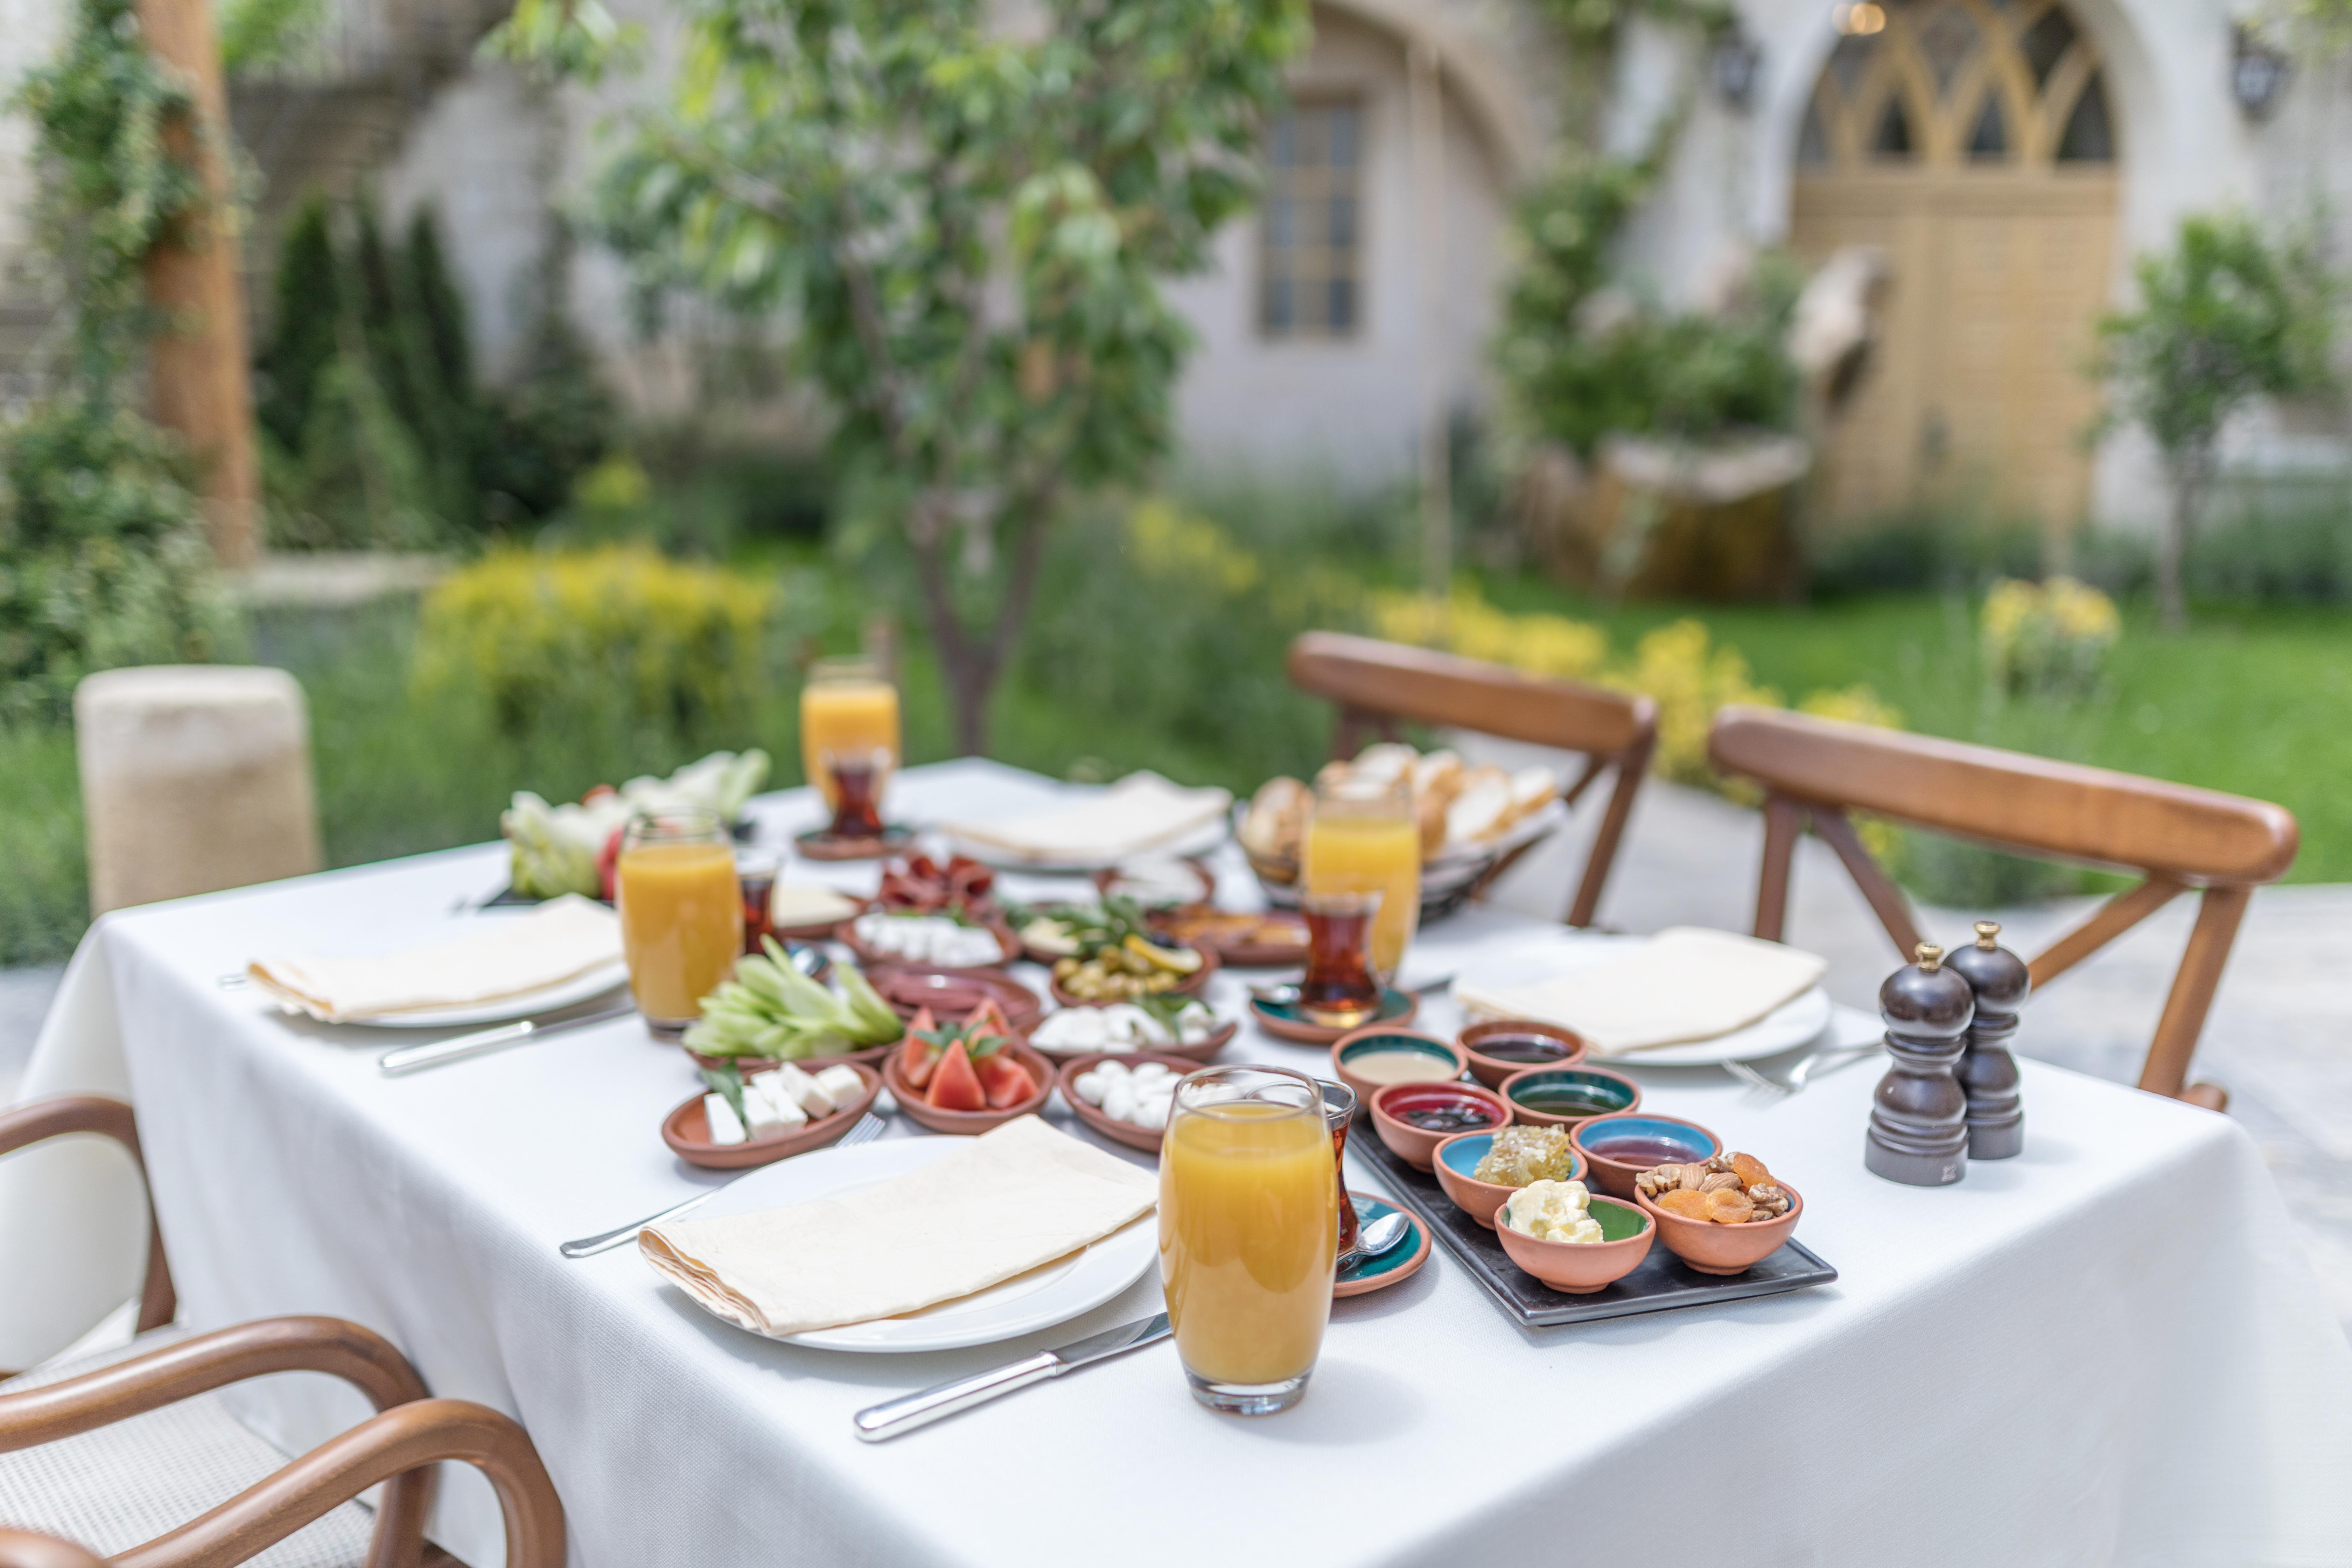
[1123,933,1203,975]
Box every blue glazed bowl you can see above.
[1570,1113,1723,1200]
[1499,1065,1642,1128]
[1432,1129,1588,1230]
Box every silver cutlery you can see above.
[378,1004,638,1076]
[1334,1209,1413,1279]
[558,1112,888,1258]
[1724,1041,1881,1099]
[852,1312,1172,1442]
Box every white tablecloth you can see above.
[19,760,2352,1564]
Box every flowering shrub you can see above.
[413,546,775,739]
[1982,576,2120,699]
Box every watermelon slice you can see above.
[927,1040,987,1111]
[896,1008,941,1088]
[974,1051,1035,1110]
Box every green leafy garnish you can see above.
[699,1063,751,1129]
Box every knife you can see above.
[851,1313,1172,1442]
[377,1004,637,1077]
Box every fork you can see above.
[1724,1041,1881,1099]
[558,1112,888,1258]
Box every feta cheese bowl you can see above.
[1025,997,1237,1063]
[836,910,1019,969]
[662,1060,883,1169]
[1054,1051,1215,1154]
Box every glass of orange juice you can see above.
[1160,1065,1337,1415]
[1302,774,1420,978]
[800,657,901,818]
[616,809,742,1038]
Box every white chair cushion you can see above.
[0,1328,378,1567]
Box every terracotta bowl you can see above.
[1457,1019,1589,1089]
[881,1038,1055,1135]
[1499,1065,1642,1129]
[835,914,1020,969]
[1636,1180,1805,1276]
[661,1062,883,1170]
[686,1042,898,1076]
[863,964,1045,1034]
[1493,1193,1654,1294]
[1053,1051,1200,1155]
[1571,1113,1723,1200]
[1328,1027,1468,1107]
[1367,1080,1513,1172]
[1028,1015,1238,1066]
[1432,1129,1587,1231]
[1046,944,1220,1009]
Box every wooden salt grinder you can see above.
[1865,941,1974,1187]
[1945,919,2027,1160]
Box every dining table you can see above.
[14,757,2352,1567]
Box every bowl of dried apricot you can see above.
[1630,1151,1802,1276]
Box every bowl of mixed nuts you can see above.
[1630,1151,1803,1276]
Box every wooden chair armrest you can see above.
[0,1096,176,1339]
[0,1530,106,1568]
[114,1398,565,1568]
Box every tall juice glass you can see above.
[1160,1066,1337,1415]
[800,658,901,813]
[616,809,742,1037]
[1302,775,1420,978]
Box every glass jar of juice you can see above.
[800,657,901,814]
[616,809,742,1038]
[1302,774,1420,979]
[1160,1065,1337,1415]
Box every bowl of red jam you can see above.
[1368,1080,1513,1171]
[1457,1019,1589,1089]
[1571,1113,1722,1200]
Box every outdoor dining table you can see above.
[20,758,2352,1566]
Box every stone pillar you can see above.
[75,666,323,915]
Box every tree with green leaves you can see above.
[2095,212,2337,630]
[497,0,1306,755]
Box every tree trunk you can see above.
[136,0,260,569]
[2157,446,2208,634]
[905,496,1055,759]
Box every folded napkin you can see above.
[248,894,624,1023]
[1458,926,1828,1055]
[943,771,1233,866]
[640,1115,1157,1337]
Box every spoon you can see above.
[1250,974,1456,1007]
[1334,1209,1413,1278]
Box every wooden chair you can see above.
[1707,706,2300,1108]
[0,1097,565,1568]
[1286,631,1659,927]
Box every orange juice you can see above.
[617,840,742,1029]
[1303,812,1421,976]
[800,670,901,808]
[1160,1098,1337,1392]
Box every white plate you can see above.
[1584,986,1834,1066]
[300,961,632,1029]
[940,815,1232,875]
[684,1137,1159,1353]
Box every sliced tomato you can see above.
[927,1041,987,1111]
[975,1052,1035,1110]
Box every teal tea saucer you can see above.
[1335,1192,1430,1297]
[1251,988,1418,1044]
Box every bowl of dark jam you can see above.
[1499,1065,1641,1130]
[1571,1113,1722,1199]
[1367,1080,1514,1171]
[1458,1018,1590,1089]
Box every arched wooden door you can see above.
[1791,0,2120,535]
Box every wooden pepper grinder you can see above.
[1944,919,2027,1160]
[1865,942,1974,1186]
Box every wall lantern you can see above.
[2232,24,2289,120]
[1712,28,1764,112]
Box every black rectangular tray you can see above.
[1352,1130,1838,1329]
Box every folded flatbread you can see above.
[247,894,623,1022]
[641,1115,1158,1337]
[943,772,1232,866]
[1457,926,1828,1055]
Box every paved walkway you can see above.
[3,768,2345,1329]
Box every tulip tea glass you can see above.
[820,747,892,840]
[1318,1078,1362,1257]
[616,809,742,1038]
[800,658,901,817]
[1297,889,1384,1028]
[1160,1066,1338,1415]
[735,847,780,956]
[1302,773,1420,977]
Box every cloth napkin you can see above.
[942,771,1233,866]
[639,1115,1158,1337]
[1457,926,1828,1055]
[247,894,624,1023]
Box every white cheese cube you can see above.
[767,1063,836,1116]
[703,1093,746,1146]
[742,1079,807,1136]
[811,1064,865,1106]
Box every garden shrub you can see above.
[413,546,776,741]
[1981,577,2119,700]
